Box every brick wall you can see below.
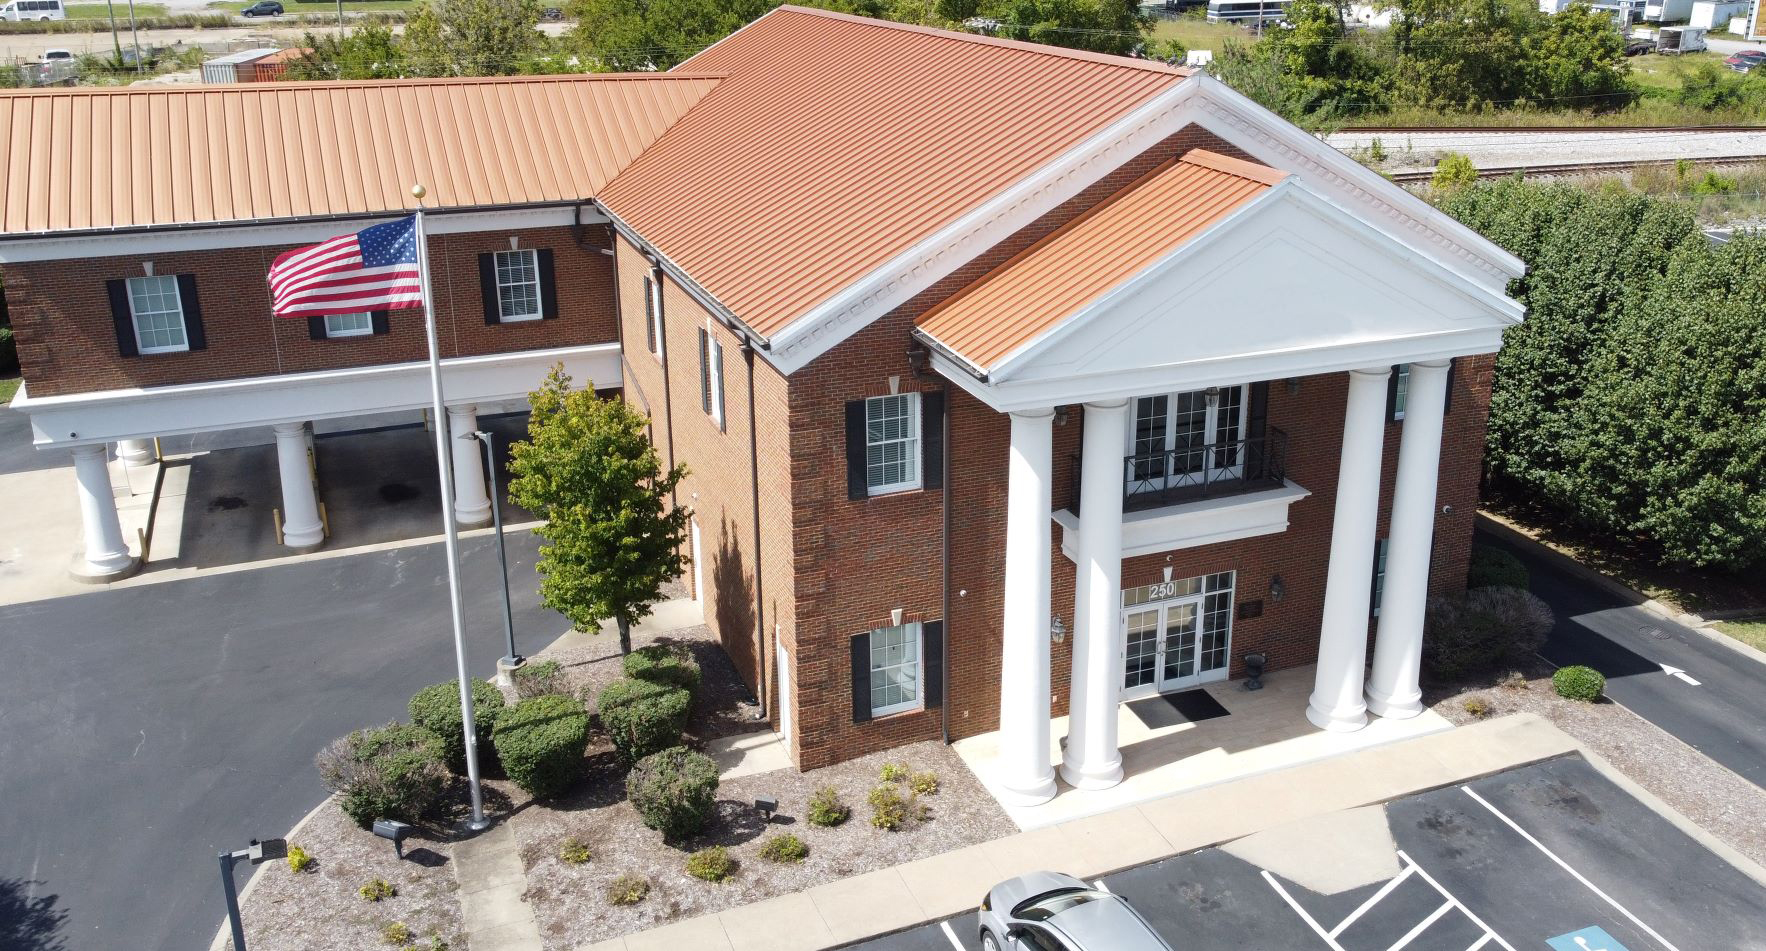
[6,225,618,398]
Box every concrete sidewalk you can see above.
[579,713,1583,951]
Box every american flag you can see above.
[268,215,424,317]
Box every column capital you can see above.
[1409,359,1452,371]
[1009,407,1056,420]
[1350,366,1394,379]
[69,443,107,460]
[271,421,306,438]
[446,403,479,419]
[1082,398,1129,410]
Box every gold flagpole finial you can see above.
[411,184,427,201]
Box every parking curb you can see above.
[1573,744,1766,891]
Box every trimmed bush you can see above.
[758,833,808,864]
[1421,587,1554,681]
[627,746,719,838]
[607,874,649,905]
[807,786,850,827]
[1553,665,1605,702]
[685,845,734,882]
[1468,544,1529,590]
[558,836,592,865]
[286,844,315,874]
[512,659,567,699]
[409,679,505,774]
[316,723,448,829]
[359,878,396,902]
[623,643,702,691]
[492,694,590,799]
[597,677,691,765]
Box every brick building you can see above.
[1,7,1524,803]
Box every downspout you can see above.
[939,382,952,745]
[650,259,679,513]
[743,341,768,721]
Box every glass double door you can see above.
[1121,594,1227,700]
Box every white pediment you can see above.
[942,181,1520,412]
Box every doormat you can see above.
[1128,689,1232,730]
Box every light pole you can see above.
[219,838,286,951]
[466,429,522,675]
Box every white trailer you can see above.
[1645,0,1694,19]
[1657,24,1708,50]
[1689,0,1748,27]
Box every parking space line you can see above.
[1092,880,1111,893]
[1387,900,1454,951]
[1394,850,1517,951]
[939,920,964,950]
[1466,935,1495,951]
[1463,786,1682,951]
[1261,870,1350,951]
[1330,864,1417,938]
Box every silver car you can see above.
[977,871,1175,951]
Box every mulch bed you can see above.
[1426,658,1766,870]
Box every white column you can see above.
[1061,399,1128,790]
[448,404,492,527]
[1307,367,1391,733]
[70,444,138,581]
[116,438,157,468]
[998,408,1057,806]
[273,421,325,549]
[1368,360,1450,719]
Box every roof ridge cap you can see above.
[769,5,1190,76]
[0,71,726,97]
[1180,148,1288,186]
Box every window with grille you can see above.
[127,275,188,354]
[869,622,921,716]
[324,313,373,338]
[698,327,725,430]
[864,394,920,495]
[494,249,541,322]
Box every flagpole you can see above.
[412,184,488,832]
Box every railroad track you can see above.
[1344,125,1766,134]
[1388,153,1766,182]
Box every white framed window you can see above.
[1372,538,1390,616]
[1127,384,1248,489]
[1392,364,1411,420]
[494,249,542,322]
[869,621,922,717]
[864,393,921,495]
[324,313,374,338]
[698,327,725,430]
[644,274,664,361]
[127,275,189,354]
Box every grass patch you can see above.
[0,377,18,405]
[66,3,168,17]
[1147,11,1252,53]
[1713,619,1766,653]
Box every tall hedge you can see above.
[492,694,591,799]
[409,679,505,774]
[597,677,691,765]
[1438,180,1766,571]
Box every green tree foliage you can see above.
[1439,179,1766,571]
[1213,0,1388,121]
[507,365,689,653]
[986,0,1148,56]
[285,22,409,80]
[1430,151,1478,191]
[1522,1,1628,110]
[403,0,546,76]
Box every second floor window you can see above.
[865,393,920,495]
[1130,384,1246,485]
[698,327,725,430]
[1391,364,1411,421]
[495,249,541,322]
[128,275,188,354]
[324,313,373,338]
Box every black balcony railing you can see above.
[1069,428,1287,514]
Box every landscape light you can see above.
[373,819,413,859]
[754,797,778,822]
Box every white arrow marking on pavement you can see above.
[1659,663,1701,686]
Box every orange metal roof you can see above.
[916,149,1284,372]
[596,5,1189,340]
[0,73,721,235]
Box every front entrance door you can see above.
[1120,573,1236,700]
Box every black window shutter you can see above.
[107,279,138,357]
[844,400,869,500]
[306,317,327,340]
[1246,381,1269,441]
[644,278,657,352]
[478,253,500,325]
[1370,538,1388,616]
[713,342,725,429]
[698,329,711,414]
[536,249,558,319]
[1385,365,1401,421]
[176,274,207,351]
[850,632,872,723]
[921,390,945,490]
[1443,359,1456,415]
[921,621,944,708]
[370,310,390,335]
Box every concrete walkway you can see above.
[577,713,1583,951]
[455,821,545,951]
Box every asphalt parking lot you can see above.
[847,756,1766,951]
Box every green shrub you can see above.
[286,844,315,874]
[685,845,734,882]
[381,921,411,946]
[596,677,691,765]
[879,762,907,783]
[1553,665,1605,702]
[492,694,591,799]
[359,878,396,902]
[867,784,925,831]
[606,874,649,905]
[758,833,808,864]
[316,723,449,829]
[1422,587,1554,681]
[511,659,566,699]
[1462,695,1491,718]
[558,836,592,865]
[1431,152,1478,191]
[623,643,702,691]
[408,679,505,774]
[806,786,850,827]
[1467,544,1529,590]
[626,746,719,839]
[909,771,939,796]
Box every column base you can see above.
[455,506,493,529]
[994,771,1057,807]
[281,523,326,551]
[1305,699,1369,733]
[69,552,141,584]
[1058,756,1123,791]
[1364,685,1424,720]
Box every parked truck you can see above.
[1657,25,1708,52]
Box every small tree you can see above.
[508,365,689,653]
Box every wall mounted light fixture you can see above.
[1269,575,1285,602]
